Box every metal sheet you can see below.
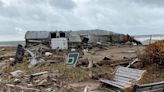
[25,31,51,40]
[134,81,164,92]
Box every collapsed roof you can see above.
[69,29,119,36]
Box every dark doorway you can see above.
[60,32,65,37]
[51,33,56,38]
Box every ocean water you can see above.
[0,41,25,47]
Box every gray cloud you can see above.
[23,0,44,4]
[48,0,77,10]
[0,0,164,41]
[0,6,20,18]
[23,0,77,10]
[0,0,3,6]
[132,0,164,7]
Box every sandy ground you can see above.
[84,46,142,62]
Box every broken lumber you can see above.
[6,84,40,91]
[97,58,133,66]
[30,71,48,77]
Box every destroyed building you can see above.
[68,29,116,43]
[25,29,140,49]
[66,29,140,44]
[25,31,51,47]
[25,31,69,50]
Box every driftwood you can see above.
[6,84,40,91]
[0,53,15,60]
[30,71,48,77]
[127,58,139,68]
[77,58,133,68]
[87,60,93,68]
[0,48,5,52]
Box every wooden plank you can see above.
[137,81,164,88]
[150,88,164,92]
[134,81,164,92]
[100,79,131,89]
[100,79,125,89]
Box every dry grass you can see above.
[142,64,164,83]
[1,59,114,84]
[137,40,164,83]
[139,40,164,67]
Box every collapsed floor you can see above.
[0,45,163,92]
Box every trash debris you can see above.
[26,48,38,67]
[87,60,93,68]
[103,57,111,60]
[71,49,76,52]
[9,58,15,62]
[66,52,80,67]
[133,81,164,92]
[97,58,133,66]
[100,66,146,92]
[121,50,136,53]
[11,44,25,66]
[30,71,48,77]
[0,48,5,52]
[10,70,24,78]
[0,53,15,60]
[6,84,40,91]
[45,87,56,92]
[127,58,139,68]
[96,42,102,45]
[0,62,6,69]
[45,52,53,56]
[84,85,89,92]
[13,78,21,84]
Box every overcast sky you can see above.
[0,0,164,41]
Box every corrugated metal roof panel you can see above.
[25,31,51,40]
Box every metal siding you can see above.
[134,81,164,92]
[88,35,109,43]
[68,35,81,42]
[51,38,68,50]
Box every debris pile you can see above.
[2,70,64,92]
[0,36,163,92]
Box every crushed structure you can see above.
[25,29,141,50]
